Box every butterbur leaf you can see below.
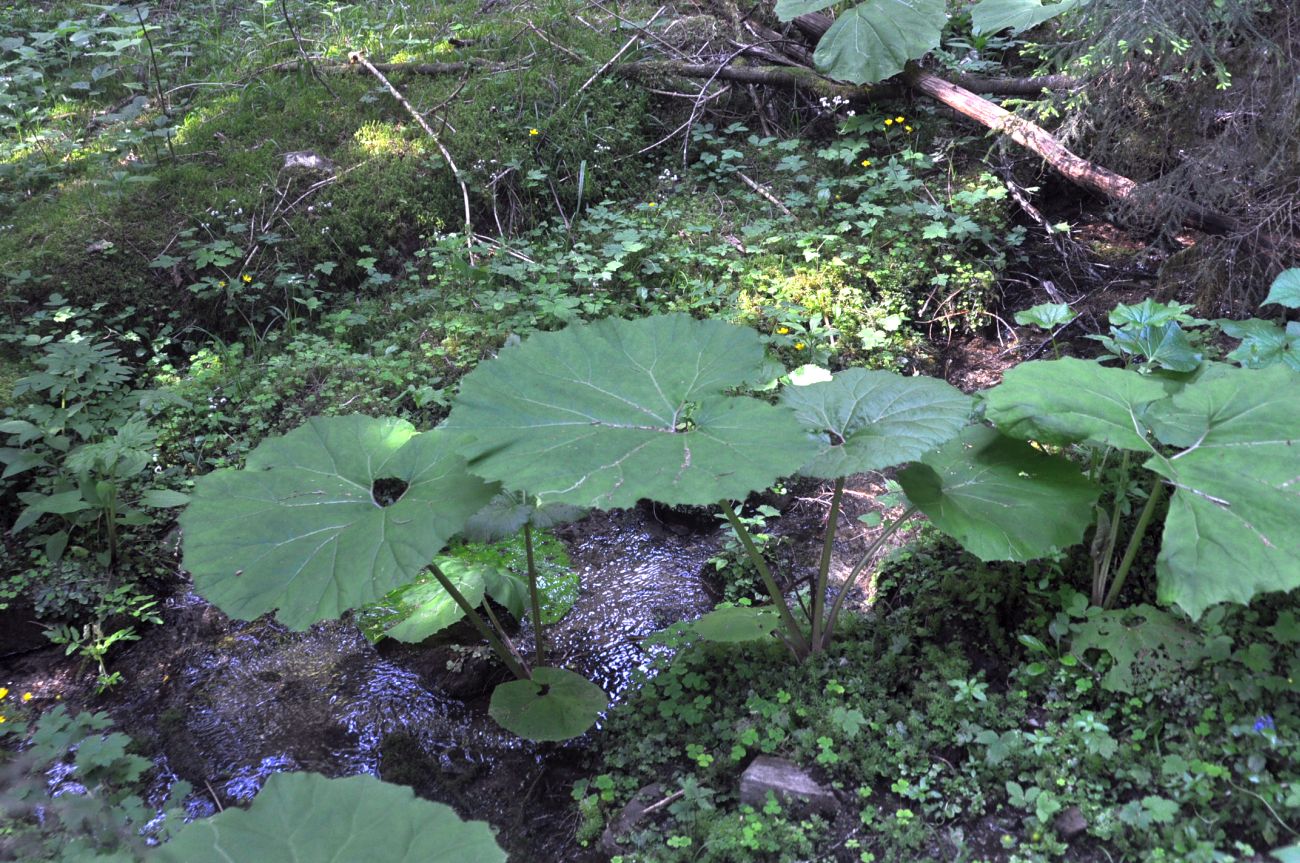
[1068,605,1201,693]
[811,0,947,85]
[1013,302,1076,330]
[463,491,586,543]
[1108,322,1202,371]
[971,0,1085,35]
[1263,268,1300,309]
[488,667,609,741]
[983,359,1167,451]
[376,560,486,644]
[897,425,1099,561]
[447,315,817,509]
[180,416,497,630]
[690,605,781,642]
[774,0,837,18]
[783,368,971,478]
[1220,319,1300,370]
[1142,364,1300,618]
[158,772,505,862]
[140,489,190,508]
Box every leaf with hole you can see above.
[179,415,497,630]
[446,315,818,509]
[157,772,505,863]
[782,368,971,478]
[897,425,1100,561]
[488,666,609,741]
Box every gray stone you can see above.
[739,756,837,815]
[1054,804,1088,840]
[281,150,334,176]
[600,782,666,855]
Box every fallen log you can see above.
[901,65,1245,237]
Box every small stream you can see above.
[97,507,718,859]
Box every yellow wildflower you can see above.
[794,341,806,350]
[21,692,33,702]
[528,128,539,136]
[884,119,893,127]
[0,716,6,724]
[217,280,226,288]
[861,159,872,167]
[647,202,656,208]
[905,125,914,133]
[0,688,7,699]
[777,326,790,334]
[895,116,905,123]
[242,274,252,284]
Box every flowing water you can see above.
[97,507,717,858]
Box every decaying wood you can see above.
[348,51,477,262]
[902,66,1245,236]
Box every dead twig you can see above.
[349,51,476,263]
[737,171,793,217]
[575,6,667,98]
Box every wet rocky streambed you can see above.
[2,507,727,860]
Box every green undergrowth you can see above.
[1,0,656,322]
[585,531,1300,862]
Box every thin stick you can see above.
[1103,477,1166,610]
[280,0,335,97]
[429,563,529,680]
[524,522,546,667]
[134,6,175,160]
[821,506,918,648]
[738,172,793,217]
[349,51,476,263]
[575,6,666,97]
[720,500,811,657]
[810,477,844,649]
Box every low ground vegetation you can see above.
[1,0,1298,861]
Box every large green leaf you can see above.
[157,772,505,863]
[1142,364,1300,617]
[1220,319,1300,371]
[811,0,947,85]
[1013,302,1076,330]
[897,425,1100,561]
[690,604,781,642]
[782,368,971,478]
[446,315,818,509]
[488,667,609,741]
[774,0,837,18]
[462,491,586,542]
[971,0,1085,35]
[180,416,497,630]
[1263,268,1300,309]
[368,558,485,644]
[983,358,1167,451]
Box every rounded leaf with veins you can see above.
[446,315,818,508]
[488,666,609,741]
[180,415,498,630]
[782,368,971,478]
[158,772,505,863]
